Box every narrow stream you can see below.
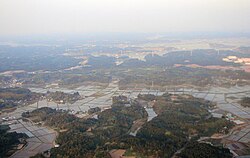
[145,107,157,122]
[129,107,158,136]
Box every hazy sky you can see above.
[0,0,250,35]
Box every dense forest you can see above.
[1,48,250,89]
[27,93,233,158]
[0,70,111,88]
[117,66,250,89]
[178,141,232,158]
[0,125,27,157]
[111,94,233,157]
[46,91,81,104]
[24,101,147,158]
[0,87,41,110]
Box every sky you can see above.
[0,0,250,36]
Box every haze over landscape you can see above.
[0,1,250,158]
[0,0,250,35]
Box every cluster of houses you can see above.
[223,56,250,65]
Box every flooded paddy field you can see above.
[1,81,250,157]
[1,119,56,158]
[27,82,250,119]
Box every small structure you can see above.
[233,120,245,125]
[109,149,126,158]
[54,144,60,148]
